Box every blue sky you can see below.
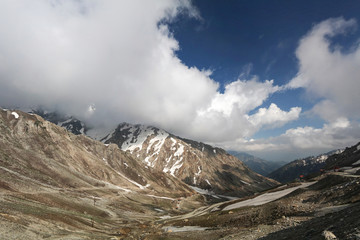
[0,1,360,161]
[171,0,359,117]
[167,0,360,159]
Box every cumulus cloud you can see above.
[230,17,360,161]
[288,17,360,121]
[190,78,299,142]
[0,0,299,143]
[248,103,301,129]
[224,118,360,161]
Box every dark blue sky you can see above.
[170,0,359,87]
[168,0,360,140]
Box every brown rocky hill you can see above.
[98,123,279,198]
[0,109,194,195]
[0,108,204,239]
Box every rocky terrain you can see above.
[268,150,342,183]
[1,108,359,239]
[228,151,283,176]
[324,142,360,171]
[31,109,87,135]
[152,168,360,239]
[0,108,205,239]
[95,123,279,198]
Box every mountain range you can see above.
[1,108,360,239]
[32,109,278,199]
[228,151,284,176]
[268,150,343,183]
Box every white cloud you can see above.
[0,0,299,144]
[248,103,301,129]
[222,17,360,161]
[190,78,299,142]
[224,118,360,161]
[287,17,360,121]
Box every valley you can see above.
[1,109,359,239]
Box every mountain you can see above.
[0,108,204,238]
[28,110,279,198]
[268,150,342,183]
[2,108,359,239]
[31,109,87,135]
[157,141,360,239]
[89,123,279,198]
[228,151,284,176]
[324,142,360,170]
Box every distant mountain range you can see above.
[32,110,278,198]
[268,150,343,183]
[228,151,284,176]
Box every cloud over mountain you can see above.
[0,0,299,144]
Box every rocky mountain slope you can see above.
[1,108,359,239]
[228,151,284,176]
[0,108,204,239]
[155,142,360,239]
[161,172,360,240]
[31,109,87,135]
[324,142,360,171]
[92,123,279,198]
[268,150,341,183]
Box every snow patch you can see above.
[154,208,165,212]
[146,194,176,201]
[122,125,156,153]
[223,182,316,211]
[164,157,183,177]
[318,155,328,162]
[87,126,115,141]
[170,137,177,147]
[205,179,211,186]
[194,166,202,184]
[101,129,115,143]
[163,226,210,232]
[352,159,360,166]
[190,186,238,200]
[191,186,215,195]
[240,180,250,185]
[11,112,19,119]
[146,130,169,154]
[174,144,184,157]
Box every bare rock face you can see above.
[100,123,279,197]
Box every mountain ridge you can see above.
[99,122,279,198]
[228,151,284,176]
[268,149,343,183]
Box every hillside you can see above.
[268,150,341,183]
[153,143,360,239]
[0,108,204,239]
[324,142,360,170]
[1,108,359,239]
[229,151,283,176]
[94,123,279,198]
